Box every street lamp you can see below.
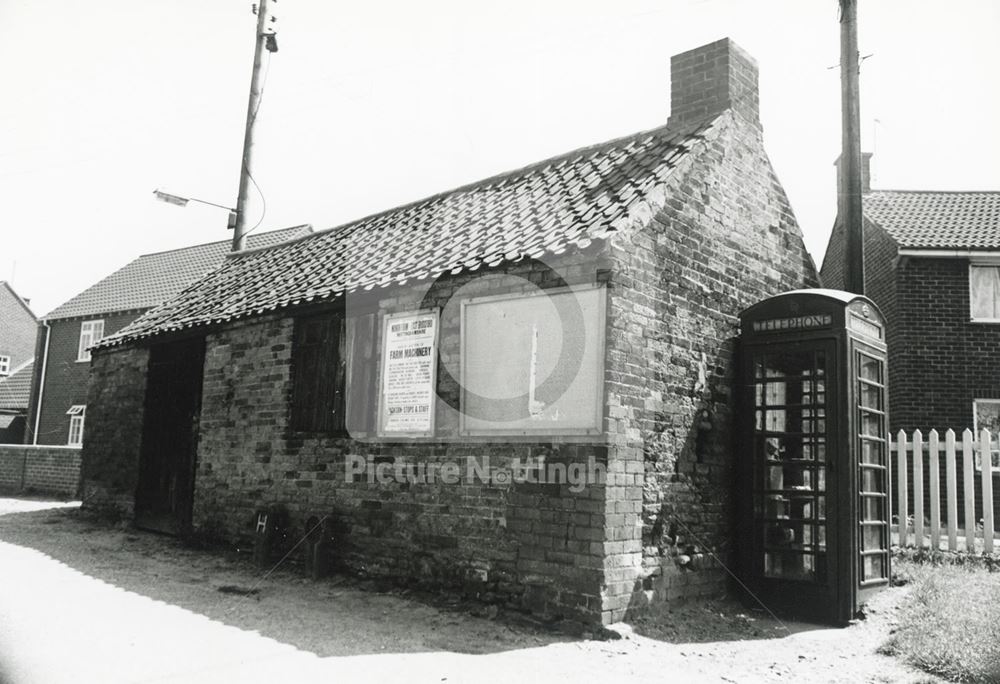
[152,189,238,230]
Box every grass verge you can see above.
[882,557,1000,682]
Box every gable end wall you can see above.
[0,285,37,371]
[602,112,818,620]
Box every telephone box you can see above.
[737,289,890,624]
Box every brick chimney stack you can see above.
[835,152,873,196]
[667,38,760,129]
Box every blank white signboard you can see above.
[460,285,605,435]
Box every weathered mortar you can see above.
[81,345,149,516]
[190,251,614,623]
[603,111,818,619]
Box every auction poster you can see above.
[378,309,439,437]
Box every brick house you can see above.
[23,227,311,447]
[0,281,38,443]
[821,163,1000,433]
[83,38,818,625]
[820,159,1000,514]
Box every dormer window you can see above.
[970,264,1000,322]
[0,355,9,376]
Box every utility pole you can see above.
[233,0,279,252]
[840,0,865,294]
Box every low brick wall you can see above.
[0,445,82,499]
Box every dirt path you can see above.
[0,498,938,683]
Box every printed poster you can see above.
[379,310,438,436]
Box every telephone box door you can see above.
[747,341,840,618]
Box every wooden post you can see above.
[929,429,941,550]
[981,429,995,553]
[897,430,908,546]
[839,0,865,294]
[913,429,924,548]
[963,429,977,551]
[232,0,274,252]
[945,429,958,551]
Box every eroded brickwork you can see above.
[602,112,818,620]
[81,345,149,515]
[188,252,613,623]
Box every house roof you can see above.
[863,190,1000,250]
[0,359,34,411]
[99,116,720,348]
[44,226,313,321]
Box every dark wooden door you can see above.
[135,337,206,535]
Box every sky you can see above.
[2,0,998,317]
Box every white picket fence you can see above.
[892,429,1000,553]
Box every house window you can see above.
[970,264,1000,321]
[0,355,9,376]
[973,399,1000,472]
[460,285,606,436]
[78,320,105,362]
[290,310,377,434]
[67,405,86,446]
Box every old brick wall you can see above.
[25,311,145,446]
[190,251,615,623]
[0,445,81,498]
[602,111,819,619]
[80,344,150,515]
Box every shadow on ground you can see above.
[0,498,941,684]
[0,501,576,658]
[0,498,833,656]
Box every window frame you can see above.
[67,405,86,446]
[77,319,105,362]
[289,307,379,437]
[969,261,1000,323]
[458,283,607,438]
[973,398,1000,473]
[289,311,346,434]
[0,355,9,376]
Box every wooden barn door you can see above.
[135,337,206,535]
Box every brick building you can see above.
[83,38,818,625]
[0,282,38,443]
[821,159,1000,516]
[24,227,311,446]
[821,161,1000,434]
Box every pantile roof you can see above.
[863,190,1000,250]
[100,117,719,348]
[0,359,34,411]
[44,226,313,321]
